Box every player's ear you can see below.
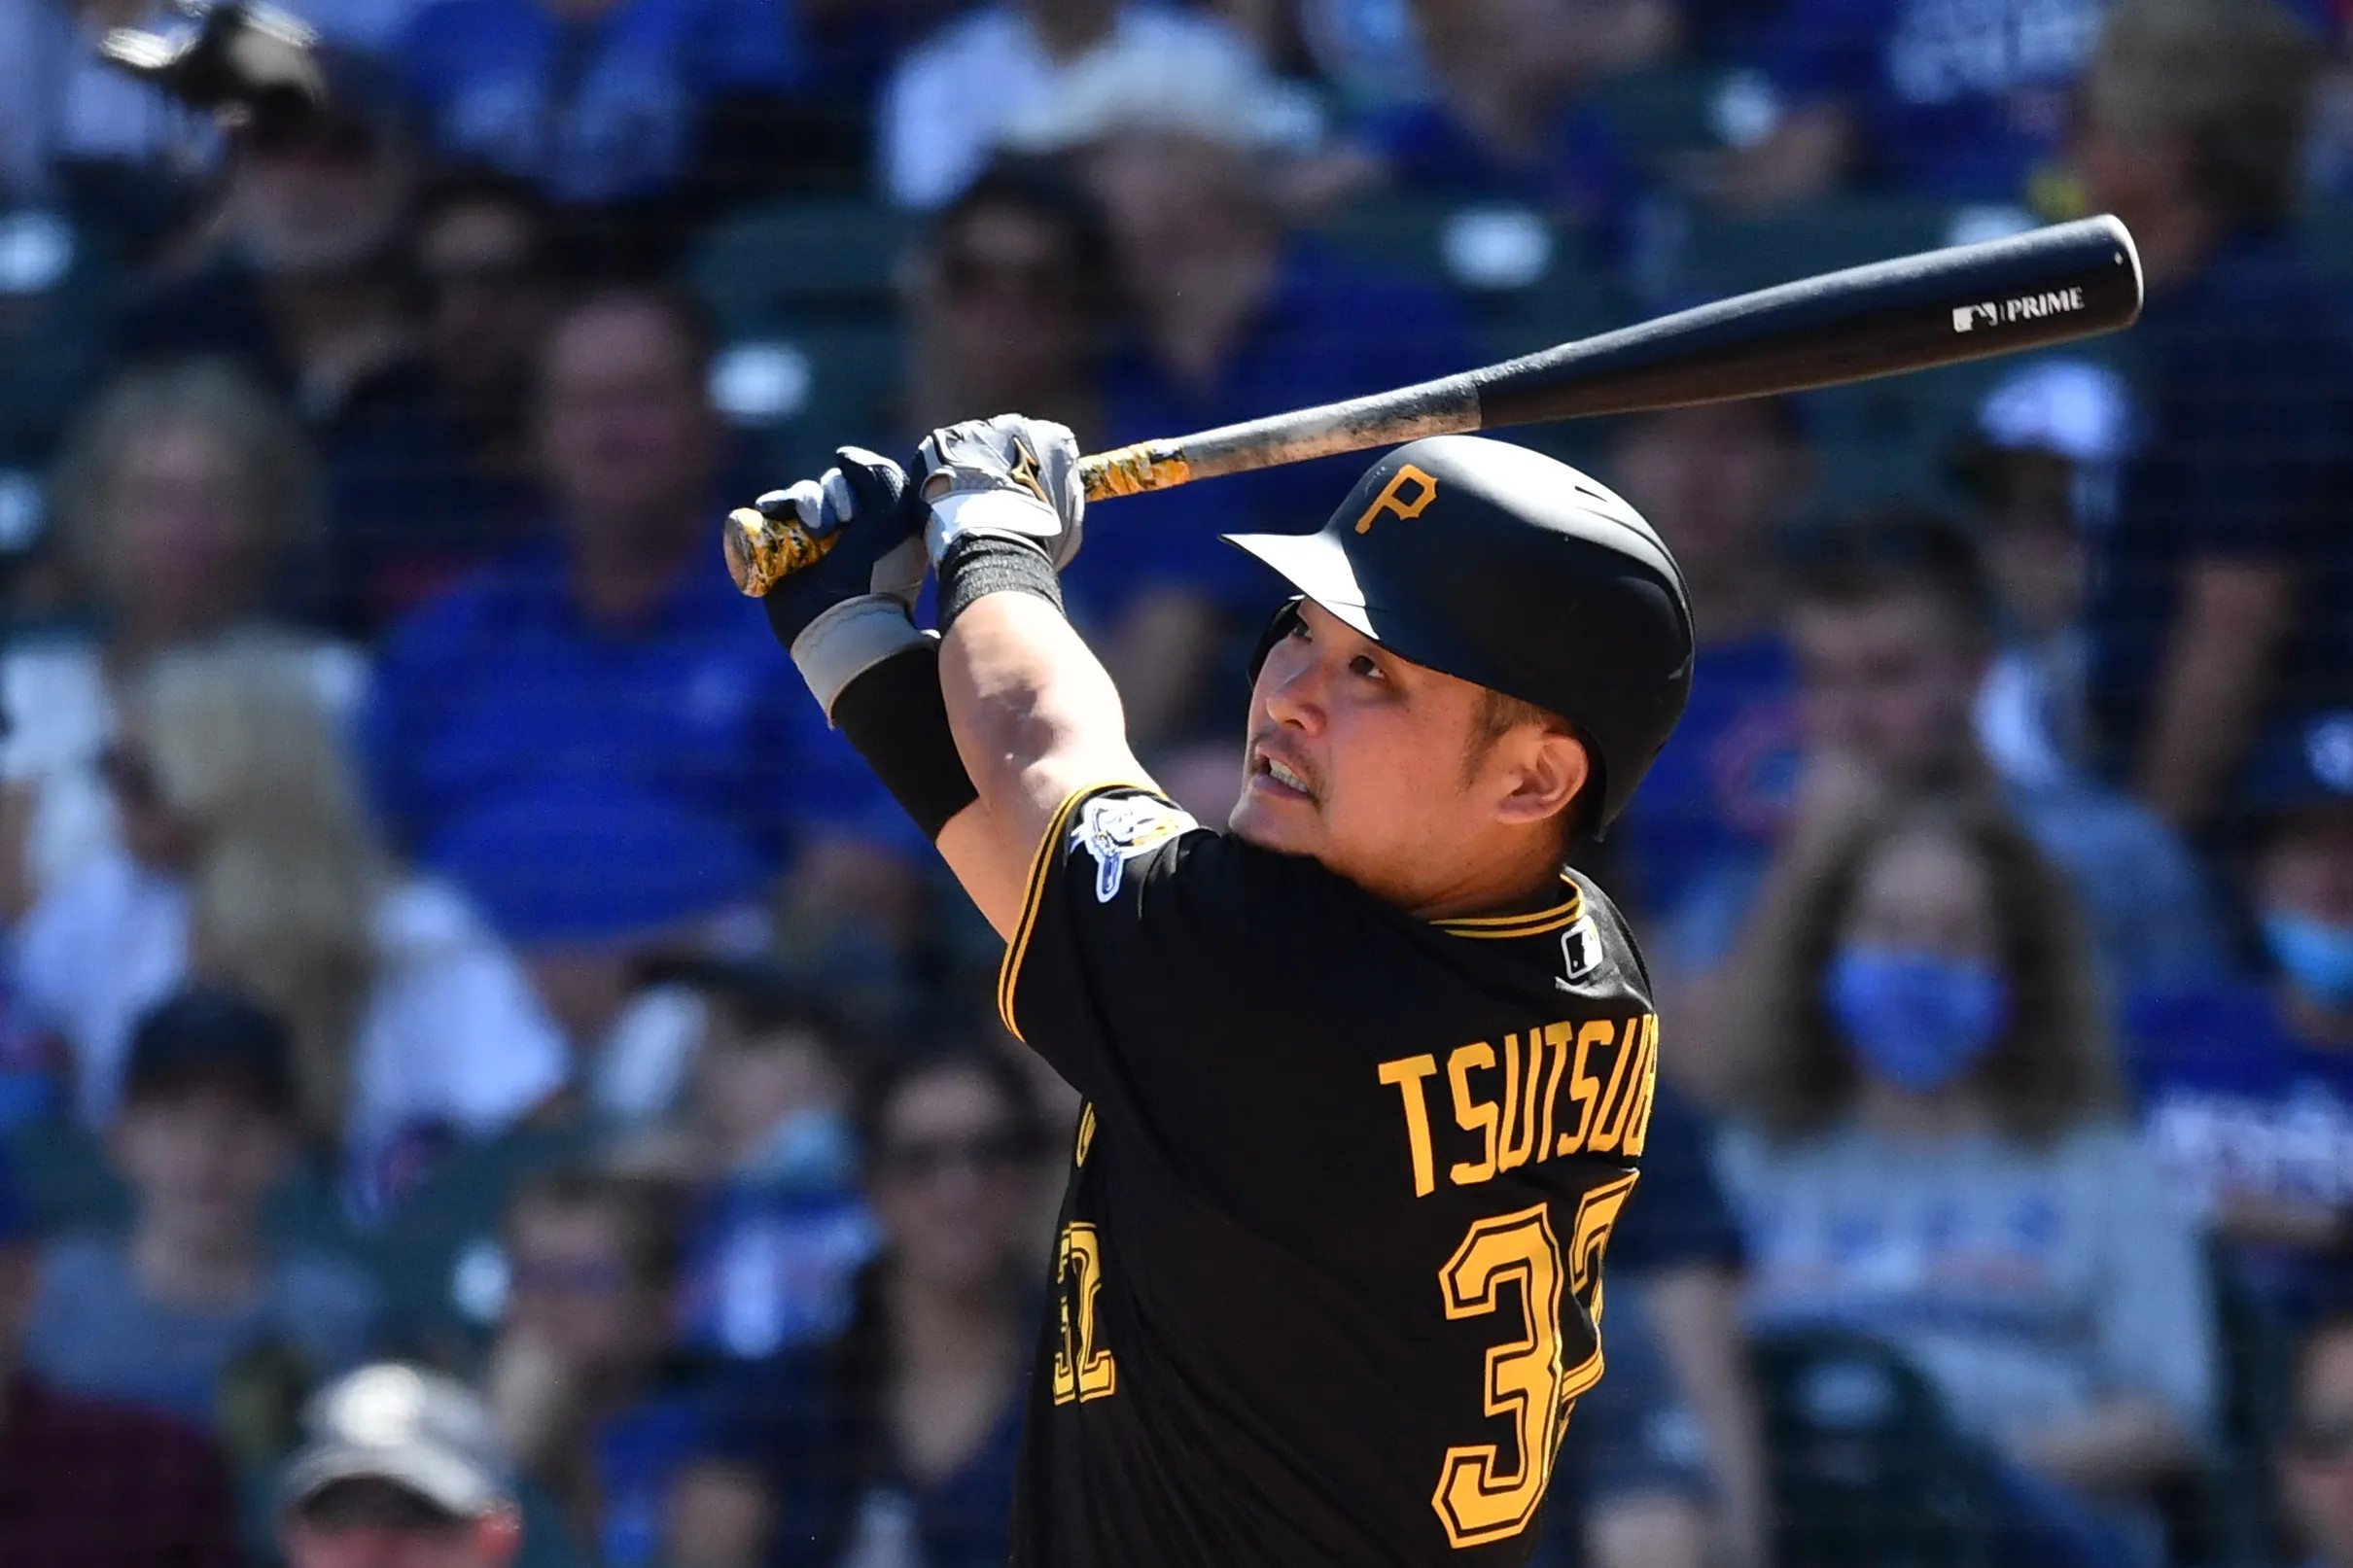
[1491,729,1587,828]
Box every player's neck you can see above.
[1402,848,1564,923]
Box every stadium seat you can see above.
[1753,1328,1997,1568]
[684,197,915,336]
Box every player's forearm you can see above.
[942,592,1151,863]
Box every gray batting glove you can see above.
[917,415,1084,571]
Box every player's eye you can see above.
[1349,653,1386,681]
[1286,619,1312,644]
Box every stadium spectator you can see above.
[1674,509,2223,1041]
[621,958,876,1362]
[1004,41,1475,761]
[2129,710,2353,1325]
[881,0,1291,210]
[363,286,909,939]
[325,168,568,639]
[1347,0,1655,263]
[1602,1081,1772,1568]
[1536,1275,1715,1568]
[483,1163,706,1566]
[114,49,422,424]
[396,0,802,212]
[2067,0,2353,836]
[0,1138,244,1568]
[19,987,377,1431]
[1952,359,2135,792]
[1716,0,2108,209]
[1717,793,2215,1568]
[2280,1314,2353,1568]
[12,644,567,1217]
[0,360,363,916]
[1605,398,1811,931]
[902,160,1117,450]
[0,0,218,246]
[426,780,770,1122]
[665,1045,1047,1568]
[278,1363,525,1568]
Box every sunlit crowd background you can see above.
[0,0,2351,1564]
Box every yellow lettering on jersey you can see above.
[1556,1021,1612,1157]
[1378,1054,1441,1198]
[1352,463,1439,534]
[1537,1021,1575,1163]
[1619,1016,1659,1159]
[1074,1102,1097,1167]
[1496,1032,1542,1172]
[1447,1042,1498,1186]
[1586,1017,1643,1155]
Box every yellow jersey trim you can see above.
[1433,878,1584,940]
[995,782,1153,1041]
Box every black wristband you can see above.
[938,532,1064,633]
[831,639,979,841]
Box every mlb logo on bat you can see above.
[1952,289,2086,333]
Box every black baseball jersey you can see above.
[1000,784,1662,1568]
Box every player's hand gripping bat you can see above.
[727,213,2142,597]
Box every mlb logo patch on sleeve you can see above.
[1071,794,1198,901]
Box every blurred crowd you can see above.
[0,0,2351,1564]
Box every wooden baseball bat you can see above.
[728,214,2141,596]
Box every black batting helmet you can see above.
[1225,435,1693,834]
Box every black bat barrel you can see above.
[1473,215,2143,427]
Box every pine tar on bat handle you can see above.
[727,215,2141,597]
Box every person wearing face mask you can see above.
[2127,711,2353,1327]
[1716,793,2215,1568]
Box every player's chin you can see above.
[1227,790,1317,853]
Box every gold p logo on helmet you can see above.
[1353,464,1438,534]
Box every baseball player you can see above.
[755,420,1692,1566]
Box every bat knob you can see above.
[724,504,840,597]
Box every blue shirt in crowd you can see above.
[595,1389,712,1568]
[1759,0,2106,201]
[401,0,801,204]
[22,1235,378,1431]
[2128,979,2353,1322]
[1074,240,1477,626]
[692,1341,1027,1568]
[364,534,891,889]
[677,1180,877,1362]
[1614,631,1804,929]
[2085,226,2353,792]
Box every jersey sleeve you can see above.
[996,783,1292,1101]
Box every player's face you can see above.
[1233,601,1580,915]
